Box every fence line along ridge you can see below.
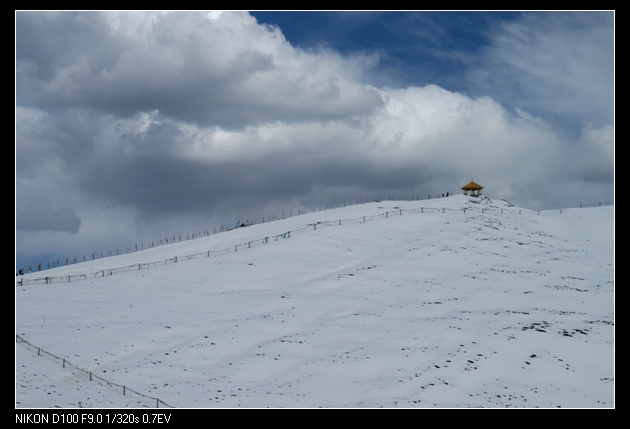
[16,202,608,287]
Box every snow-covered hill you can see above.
[15,195,614,408]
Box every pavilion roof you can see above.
[461,181,484,191]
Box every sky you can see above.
[15,11,614,271]
[16,196,614,408]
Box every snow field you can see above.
[16,196,614,407]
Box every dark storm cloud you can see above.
[78,141,429,219]
[16,202,81,233]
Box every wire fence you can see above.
[16,200,603,288]
[16,335,174,408]
[18,198,615,275]
[579,202,614,208]
[20,196,429,274]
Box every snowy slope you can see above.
[15,195,614,408]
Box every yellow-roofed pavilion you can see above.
[462,180,483,197]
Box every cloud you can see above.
[573,124,614,184]
[16,11,383,129]
[38,82,571,219]
[16,202,81,233]
[467,12,613,132]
